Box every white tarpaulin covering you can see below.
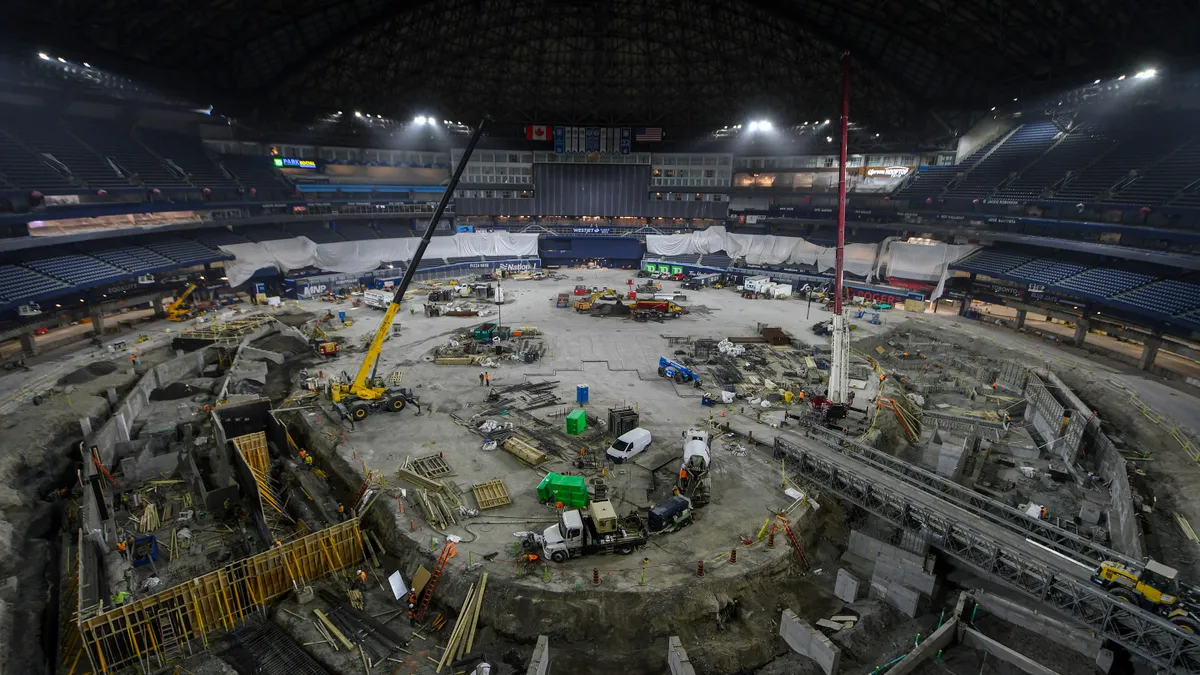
[220,232,538,286]
[646,226,879,278]
[885,241,978,283]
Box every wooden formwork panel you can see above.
[408,454,453,478]
[472,479,512,510]
[77,521,362,674]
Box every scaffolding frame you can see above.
[76,520,362,674]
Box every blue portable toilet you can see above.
[576,384,589,404]
[338,311,347,323]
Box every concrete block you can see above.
[1079,502,1102,526]
[240,346,285,364]
[848,531,924,567]
[780,609,841,675]
[667,636,697,675]
[1095,648,1114,673]
[834,569,860,602]
[870,572,920,618]
[525,635,549,675]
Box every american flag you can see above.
[635,127,662,142]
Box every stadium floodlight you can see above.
[1093,79,1101,84]
[1134,68,1157,79]
[758,120,772,131]
[826,136,833,142]
[414,115,428,125]
[57,57,66,63]
[990,106,996,111]
[38,52,49,60]
[824,119,831,124]
[354,111,362,117]
[748,121,760,131]
[1117,75,1126,81]
[1012,98,1018,101]
[83,62,91,68]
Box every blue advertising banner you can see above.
[553,126,565,154]
[585,127,600,152]
[620,127,631,155]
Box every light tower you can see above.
[828,53,852,416]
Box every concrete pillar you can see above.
[1072,319,1089,347]
[153,295,167,319]
[525,635,549,675]
[1014,309,1027,330]
[89,307,105,336]
[958,296,972,317]
[1139,333,1162,371]
[18,331,37,356]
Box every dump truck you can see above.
[536,500,648,562]
[631,299,683,320]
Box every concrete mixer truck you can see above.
[676,428,712,506]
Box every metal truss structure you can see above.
[801,424,1136,570]
[10,0,1193,134]
[774,436,1200,673]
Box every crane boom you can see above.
[168,284,197,313]
[349,117,491,394]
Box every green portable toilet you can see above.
[565,409,587,435]
[536,473,588,508]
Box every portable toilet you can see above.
[576,384,589,404]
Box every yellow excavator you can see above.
[166,283,198,321]
[1092,559,1200,632]
[329,116,489,422]
[573,288,617,312]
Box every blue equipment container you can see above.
[338,311,347,323]
[576,384,589,404]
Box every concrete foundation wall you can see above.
[848,531,936,595]
[779,609,840,675]
[526,635,549,675]
[667,636,696,675]
[972,590,1101,656]
[1094,432,1144,559]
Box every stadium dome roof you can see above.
[7,0,1193,133]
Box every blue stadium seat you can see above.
[236,226,292,242]
[336,224,379,241]
[23,253,126,286]
[1052,266,1156,300]
[894,137,1005,200]
[0,128,74,189]
[375,223,415,238]
[1004,259,1088,285]
[950,250,1032,277]
[220,155,289,191]
[699,252,732,269]
[90,245,177,272]
[192,229,252,247]
[144,238,223,265]
[136,129,238,189]
[285,223,345,243]
[946,122,1061,199]
[1115,280,1200,316]
[996,121,1114,200]
[65,118,189,188]
[0,265,68,302]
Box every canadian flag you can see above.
[525,125,550,141]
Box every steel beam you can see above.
[774,437,1200,673]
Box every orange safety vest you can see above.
[359,571,367,583]
[679,469,688,481]
[117,541,126,552]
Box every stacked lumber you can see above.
[138,503,161,533]
[436,573,488,672]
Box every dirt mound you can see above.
[150,382,203,401]
[274,311,316,327]
[58,360,119,385]
[255,334,310,355]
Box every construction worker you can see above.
[304,454,314,470]
[484,372,490,387]
[408,593,417,626]
[299,449,307,462]
[273,540,282,548]
[479,372,484,386]
[357,569,368,590]
[337,504,346,521]
[1040,506,1048,520]
[130,353,138,367]
[679,467,688,483]
[117,539,128,561]
[111,590,131,607]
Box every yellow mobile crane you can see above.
[166,283,198,321]
[330,117,490,422]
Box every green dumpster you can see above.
[565,409,587,435]
[536,472,588,508]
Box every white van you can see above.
[606,427,653,463]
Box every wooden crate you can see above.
[472,480,512,510]
[503,437,549,465]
